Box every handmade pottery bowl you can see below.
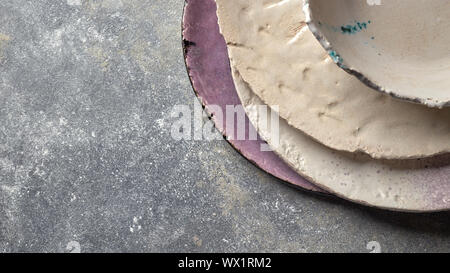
[304,0,450,108]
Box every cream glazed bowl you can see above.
[303,0,450,108]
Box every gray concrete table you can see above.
[0,0,449,253]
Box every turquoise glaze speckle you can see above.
[320,20,372,35]
[340,20,371,34]
[328,50,345,66]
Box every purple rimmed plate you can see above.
[182,0,325,193]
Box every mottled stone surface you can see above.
[0,0,449,253]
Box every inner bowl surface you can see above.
[305,0,450,107]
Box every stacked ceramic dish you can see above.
[184,0,450,212]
